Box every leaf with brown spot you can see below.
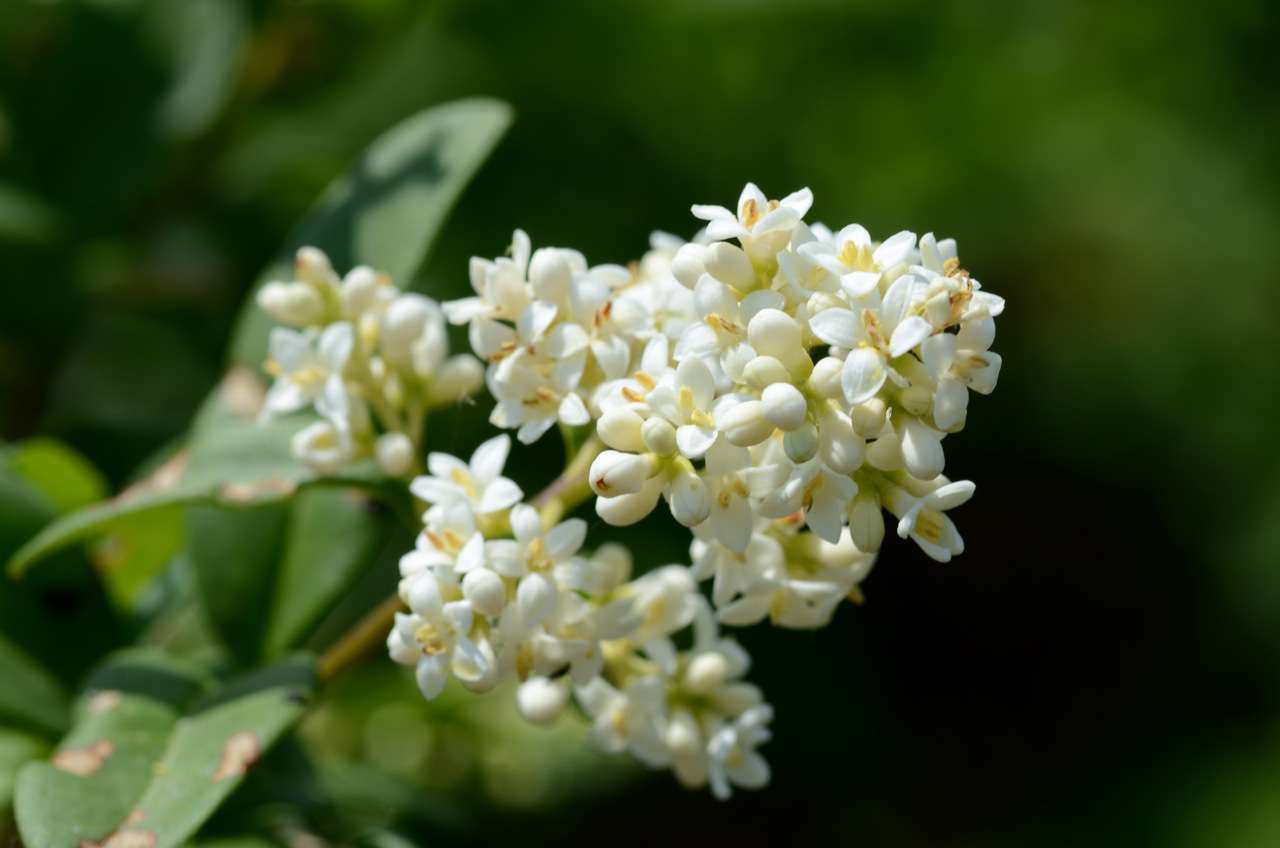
[96,830,156,848]
[86,691,123,715]
[211,732,259,782]
[51,740,113,776]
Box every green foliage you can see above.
[1,88,510,843]
[14,653,314,848]
[7,98,512,586]
[0,636,69,738]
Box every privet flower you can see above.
[257,181,1007,801]
[258,248,485,476]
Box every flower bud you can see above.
[375,432,415,478]
[404,573,441,617]
[462,568,507,618]
[516,676,569,725]
[381,294,434,363]
[819,412,865,474]
[743,355,790,389]
[720,400,773,447]
[704,242,755,290]
[665,708,703,757]
[340,266,382,318]
[848,492,885,552]
[748,308,810,378]
[589,450,654,497]
[517,573,556,627]
[899,384,932,417]
[598,406,646,452]
[808,356,845,399]
[901,418,945,480]
[761,382,807,431]
[683,652,729,695]
[709,682,763,716]
[295,246,337,288]
[529,247,574,303]
[784,423,819,464]
[257,281,326,327]
[595,477,663,526]
[427,355,485,405]
[670,243,708,289]
[669,470,710,527]
[641,417,678,456]
[850,397,888,438]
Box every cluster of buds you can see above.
[257,248,484,476]
[256,182,1006,800]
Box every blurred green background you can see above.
[2,0,1279,845]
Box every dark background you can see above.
[2,1,1278,845]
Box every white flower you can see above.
[390,579,492,699]
[444,229,533,325]
[409,434,523,516]
[484,318,591,444]
[693,182,812,269]
[920,317,1002,430]
[675,275,781,378]
[575,676,671,768]
[707,704,773,799]
[262,323,353,419]
[485,503,587,628]
[695,438,754,553]
[886,477,976,563]
[808,274,934,406]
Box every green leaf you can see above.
[229,96,513,366]
[189,488,388,665]
[7,97,511,582]
[0,635,70,737]
[5,439,108,515]
[187,502,291,665]
[14,654,314,848]
[263,489,388,657]
[0,730,46,813]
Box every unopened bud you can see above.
[517,676,569,725]
[668,470,710,527]
[598,407,646,452]
[762,382,807,431]
[258,281,325,326]
[784,422,819,464]
[375,432,415,477]
[381,294,435,363]
[427,355,484,405]
[808,356,845,399]
[850,397,888,438]
[683,652,729,695]
[340,266,382,318]
[641,417,678,456]
[720,400,773,447]
[744,355,790,389]
[670,243,708,289]
[704,242,755,290]
[849,492,885,552]
[462,568,507,618]
[589,450,654,497]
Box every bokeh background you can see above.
[2,0,1279,845]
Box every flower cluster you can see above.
[257,248,484,476]
[387,434,773,798]
[257,182,1006,801]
